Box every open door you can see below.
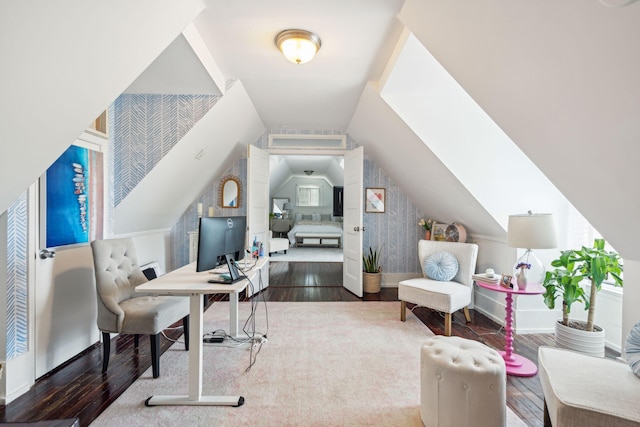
[247,144,270,297]
[342,147,364,297]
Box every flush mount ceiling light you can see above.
[304,170,314,175]
[275,29,321,64]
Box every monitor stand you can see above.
[208,254,243,284]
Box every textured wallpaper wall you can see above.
[168,130,426,274]
[6,191,28,360]
[109,97,427,274]
[170,160,247,270]
[362,159,424,273]
[110,94,220,206]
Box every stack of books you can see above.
[472,273,500,284]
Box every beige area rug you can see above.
[269,246,343,262]
[90,302,526,426]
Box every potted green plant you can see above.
[542,238,623,356]
[362,246,382,293]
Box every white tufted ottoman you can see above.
[421,336,506,427]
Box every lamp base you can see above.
[514,249,545,286]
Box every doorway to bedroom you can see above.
[268,153,344,266]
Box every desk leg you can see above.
[499,293,538,377]
[145,293,244,407]
[229,291,239,338]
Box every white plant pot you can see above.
[555,320,605,358]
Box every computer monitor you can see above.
[196,216,247,284]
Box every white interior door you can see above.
[34,134,106,378]
[342,146,364,297]
[247,144,270,297]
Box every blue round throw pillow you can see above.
[625,320,640,377]
[424,251,459,282]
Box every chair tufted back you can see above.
[91,238,149,332]
[418,240,478,288]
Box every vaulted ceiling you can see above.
[2,0,640,260]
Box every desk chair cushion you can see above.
[119,295,190,335]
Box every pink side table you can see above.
[475,279,544,377]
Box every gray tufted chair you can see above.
[91,238,190,378]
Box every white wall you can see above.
[623,260,640,353]
[117,230,173,277]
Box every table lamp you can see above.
[282,202,291,219]
[507,211,558,285]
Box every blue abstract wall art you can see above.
[46,145,103,247]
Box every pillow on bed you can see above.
[302,214,312,221]
[424,251,459,281]
[294,213,302,222]
[321,214,331,221]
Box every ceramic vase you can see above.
[425,230,431,240]
[516,267,528,289]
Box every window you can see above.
[297,186,321,207]
[565,205,622,285]
[565,205,614,252]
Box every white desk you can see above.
[137,257,268,406]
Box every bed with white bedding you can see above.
[287,220,343,247]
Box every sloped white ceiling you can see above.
[348,83,505,238]
[124,34,223,96]
[197,0,405,130]
[379,31,570,236]
[0,0,205,213]
[399,0,640,260]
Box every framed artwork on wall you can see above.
[365,188,385,213]
[42,144,104,248]
[430,223,448,241]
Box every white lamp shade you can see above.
[507,213,558,249]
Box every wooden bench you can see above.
[295,233,341,248]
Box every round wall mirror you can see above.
[219,176,241,208]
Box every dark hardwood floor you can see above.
[0,261,618,426]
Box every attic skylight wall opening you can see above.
[378,31,568,235]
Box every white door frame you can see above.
[247,144,270,297]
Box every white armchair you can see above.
[269,230,290,255]
[398,239,478,336]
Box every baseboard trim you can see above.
[381,272,419,288]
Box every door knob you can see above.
[39,249,56,259]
